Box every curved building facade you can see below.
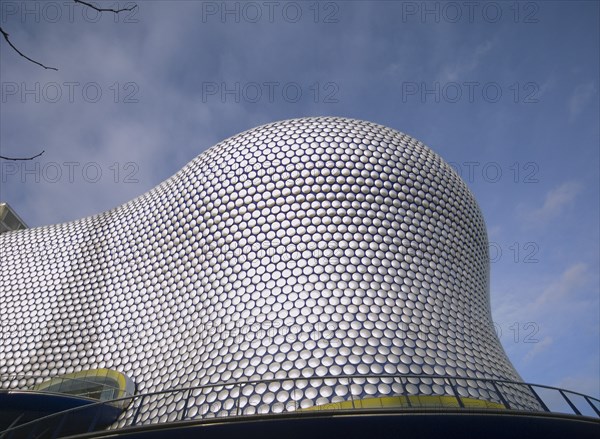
[0,117,538,427]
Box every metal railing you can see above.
[1,373,599,438]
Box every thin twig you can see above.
[0,150,45,161]
[0,27,58,71]
[73,0,138,13]
[0,2,137,71]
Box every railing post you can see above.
[445,378,464,409]
[528,384,550,412]
[25,414,41,439]
[558,390,581,416]
[86,403,102,433]
[235,383,240,417]
[49,408,69,439]
[400,377,411,408]
[490,380,511,409]
[131,394,145,426]
[181,388,192,421]
[3,412,24,434]
[290,379,296,413]
[28,425,49,439]
[584,396,600,417]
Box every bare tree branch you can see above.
[0,2,137,71]
[73,1,138,13]
[0,26,58,71]
[0,150,45,161]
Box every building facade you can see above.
[0,117,539,428]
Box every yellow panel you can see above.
[301,395,505,411]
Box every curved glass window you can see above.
[31,369,135,407]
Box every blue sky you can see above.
[0,1,598,401]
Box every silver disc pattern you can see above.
[0,117,539,426]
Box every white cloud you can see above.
[439,40,493,82]
[533,263,588,308]
[492,263,590,326]
[524,336,553,362]
[523,182,581,223]
[568,82,597,121]
[487,225,502,240]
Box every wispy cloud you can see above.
[524,336,553,362]
[533,263,588,308]
[439,40,493,82]
[492,262,596,396]
[568,82,597,121]
[487,225,502,240]
[522,182,581,223]
[493,263,591,327]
